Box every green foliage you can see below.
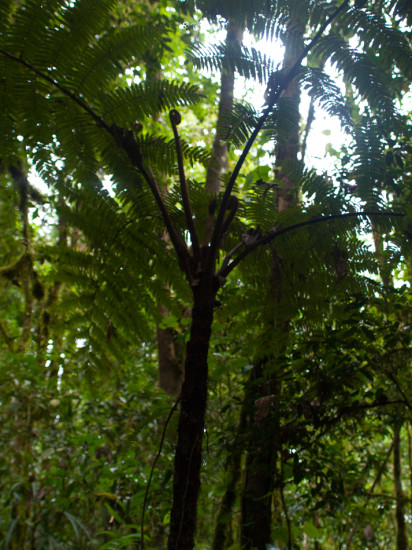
[313,33,397,117]
[187,41,275,85]
[299,67,352,131]
[0,0,411,548]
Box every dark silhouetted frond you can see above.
[338,6,412,81]
[187,41,275,85]
[99,81,202,125]
[312,34,396,118]
[299,67,352,131]
[218,102,259,145]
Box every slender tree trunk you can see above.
[240,13,305,548]
[9,164,34,352]
[345,441,394,548]
[240,358,279,550]
[206,21,243,195]
[168,272,218,550]
[275,17,305,212]
[394,419,408,550]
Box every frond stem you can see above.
[134,162,192,277]
[219,210,404,277]
[169,110,201,261]
[0,48,192,277]
[0,48,113,135]
[208,0,351,268]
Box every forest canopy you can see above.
[0,0,412,549]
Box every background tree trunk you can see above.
[240,13,305,548]
[212,406,246,550]
[206,21,243,195]
[240,359,278,550]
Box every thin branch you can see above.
[9,164,34,351]
[140,395,181,550]
[207,0,351,266]
[363,492,412,502]
[219,210,404,277]
[295,398,404,457]
[301,96,316,163]
[386,370,412,411]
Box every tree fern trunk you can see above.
[168,273,217,550]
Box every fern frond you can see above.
[193,0,285,41]
[71,26,166,99]
[3,0,160,96]
[218,102,259,146]
[301,170,348,214]
[5,0,64,65]
[0,1,196,165]
[186,42,275,85]
[263,96,302,144]
[387,0,412,25]
[312,34,396,117]
[299,67,352,131]
[239,188,279,234]
[47,0,119,71]
[233,206,383,331]
[309,1,337,31]
[99,80,202,125]
[136,134,210,178]
[349,117,398,210]
[339,6,412,80]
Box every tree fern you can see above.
[0,2,410,548]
